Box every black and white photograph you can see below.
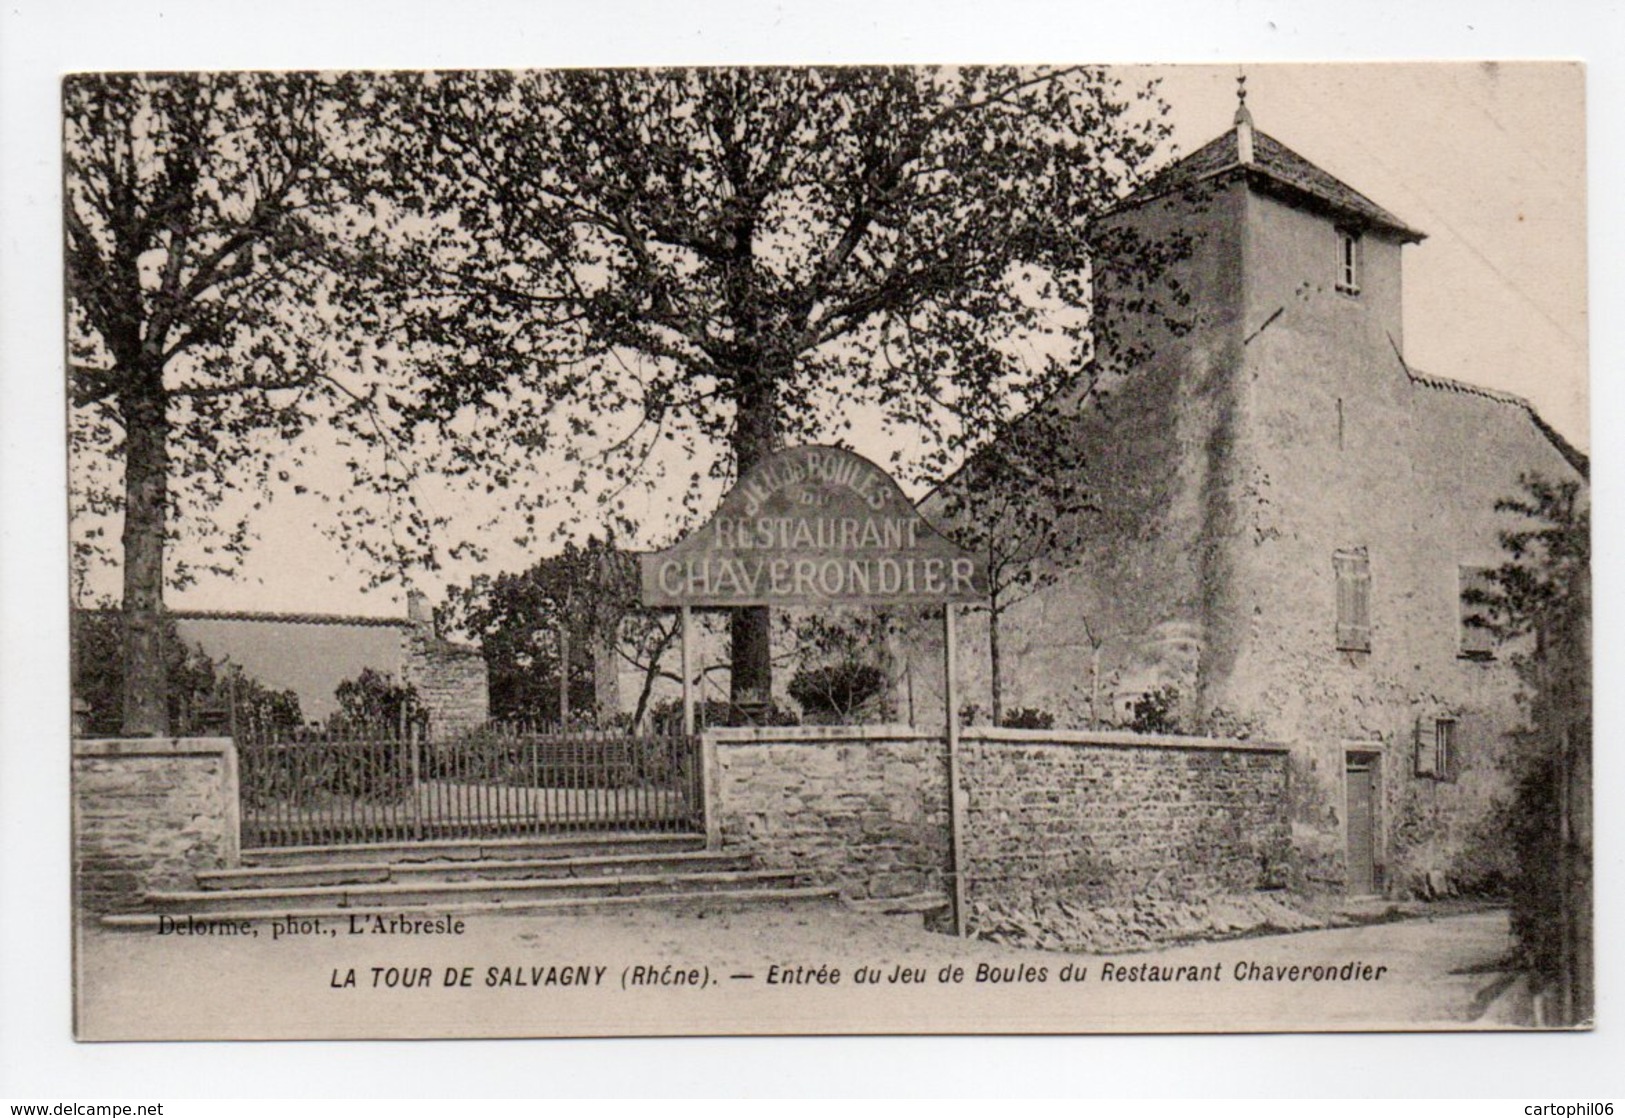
[51,58,1593,1045]
[37,51,1598,1048]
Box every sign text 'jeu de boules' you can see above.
[639,446,988,608]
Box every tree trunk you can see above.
[989,599,1004,728]
[119,383,170,736]
[728,363,778,716]
[591,626,621,721]
[557,625,571,725]
[629,620,678,733]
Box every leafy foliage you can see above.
[223,668,306,738]
[935,405,1095,723]
[419,727,693,790]
[367,67,1175,483]
[999,707,1056,730]
[788,664,889,722]
[1466,473,1591,1023]
[358,67,1181,699]
[71,607,303,737]
[646,697,800,736]
[64,72,413,733]
[245,670,419,808]
[68,67,1186,730]
[781,610,900,724]
[444,535,679,727]
[1128,684,1181,735]
[239,737,411,808]
[1463,474,1588,651]
[331,667,423,736]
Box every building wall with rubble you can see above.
[402,630,490,735]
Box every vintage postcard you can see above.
[64,61,1591,1041]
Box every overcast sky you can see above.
[4,1,1622,1100]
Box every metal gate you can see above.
[237,723,703,848]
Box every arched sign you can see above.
[639,445,987,608]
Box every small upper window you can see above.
[1337,230,1361,294]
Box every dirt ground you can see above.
[75,900,1526,1040]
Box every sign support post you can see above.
[680,605,695,738]
[944,603,968,937]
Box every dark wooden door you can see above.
[1346,755,1377,895]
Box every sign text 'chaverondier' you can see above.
[639,445,986,608]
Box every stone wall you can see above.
[405,632,490,735]
[959,729,1290,908]
[705,725,1287,907]
[73,738,240,914]
[706,726,951,900]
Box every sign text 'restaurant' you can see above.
[639,446,986,608]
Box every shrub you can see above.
[239,735,412,806]
[1129,685,1182,734]
[788,662,888,723]
[648,697,799,734]
[999,707,1055,730]
[422,723,695,789]
[71,607,303,737]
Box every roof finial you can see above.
[1234,71,1255,165]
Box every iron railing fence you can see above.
[237,720,703,849]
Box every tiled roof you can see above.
[1405,368,1528,408]
[1117,127,1426,243]
[1407,368,1589,479]
[169,608,412,628]
[168,608,486,656]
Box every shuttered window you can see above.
[1437,719,1458,780]
[1334,549,1371,652]
[1459,566,1497,659]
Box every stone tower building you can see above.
[919,95,1587,895]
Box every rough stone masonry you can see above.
[958,729,1290,909]
[73,737,239,914]
[706,725,1288,908]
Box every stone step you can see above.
[198,850,755,891]
[101,886,842,929]
[146,868,803,914]
[240,832,707,868]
